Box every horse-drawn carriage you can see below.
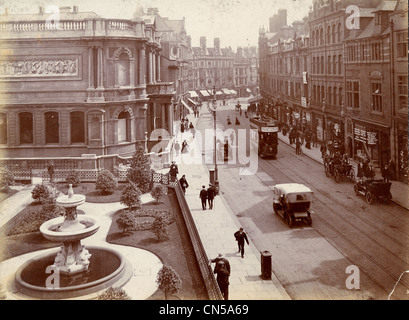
[323,154,355,183]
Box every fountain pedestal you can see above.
[40,184,97,276]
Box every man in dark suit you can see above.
[234,227,249,258]
[207,183,216,209]
[199,185,208,210]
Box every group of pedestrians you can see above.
[210,227,250,300]
[199,184,216,210]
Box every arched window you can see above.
[118,111,130,142]
[337,23,341,43]
[320,28,324,46]
[19,112,33,144]
[327,25,331,44]
[70,111,85,144]
[118,52,130,87]
[45,111,59,144]
[0,113,7,144]
[331,24,335,43]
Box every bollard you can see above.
[260,250,272,280]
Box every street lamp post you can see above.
[208,85,219,194]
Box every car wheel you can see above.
[287,215,294,228]
[365,191,374,205]
[334,169,340,183]
[354,184,359,196]
[325,164,330,177]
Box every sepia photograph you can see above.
[0,0,408,305]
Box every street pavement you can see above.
[171,107,291,300]
[276,131,409,211]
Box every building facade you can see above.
[258,0,408,183]
[0,6,173,162]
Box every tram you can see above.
[249,116,279,158]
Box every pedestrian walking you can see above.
[179,174,189,194]
[227,116,232,125]
[174,140,180,156]
[210,253,231,274]
[295,138,301,155]
[234,227,249,258]
[214,260,230,300]
[47,163,55,183]
[169,161,178,182]
[181,140,188,153]
[357,159,364,182]
[320,143,327,158]
[207,183,216,209]
[311,133,318,148]
[235,116,240,125]
[199,185,208,210]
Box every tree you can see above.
[156,265,182,300]
[0,167,14,192]
[65,170,81,187]
[116,210,136,233]
[120,182,142,211]
[31,184,50,203]
[97,287,131,300]
[127,144,152,193]
[95,169,117,194]
[151,184,166,204]
[152,215,168,241]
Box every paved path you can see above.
[170,109,291,300]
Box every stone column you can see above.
[156,53,161,82]
[152,52,156,83]
[97,47,103,88]
[148,50,153,84]
[88,47,94,89]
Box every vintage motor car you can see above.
[273,183,314,227]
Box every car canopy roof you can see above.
[273,183,313,202]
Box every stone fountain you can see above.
[14,184,132,299]
[39,184,99,275]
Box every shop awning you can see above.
[222,88,231,95]
[187,98,197,106]
[246,88,252,93]
[189,91,199,98]
[229,89,237,95]
[200,90,210,97]
[181,100,193,114]
[248,94,263,104]
[216,91,223,95]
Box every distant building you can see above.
[189,37,235,100]
[234,46,259,97]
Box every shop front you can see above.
[353,119,390,169]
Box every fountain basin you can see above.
[56,194,85,208]
[40,215,99,243]
[15,246,132,299]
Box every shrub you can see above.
[116,210,136,233]
[120,182,142,210]
[0,167,14,192]
[97,287,131,300]
[95,169,117,194]
[31,184,50,203]
[152,215,168,241]
[156,265,182,300]
[65,170,81,187]
[151,184,166,204]
[127,144,152,193]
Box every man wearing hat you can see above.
[234,227,249,258]
[199,185,208,210]
[210,254,231,300]
[169,161,178,182]
[207,183,216,209]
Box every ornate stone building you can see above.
[0,6,173,162]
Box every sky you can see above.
[0,0,312,49]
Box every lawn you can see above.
[106,188,208,300]
[0,184,208,300]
